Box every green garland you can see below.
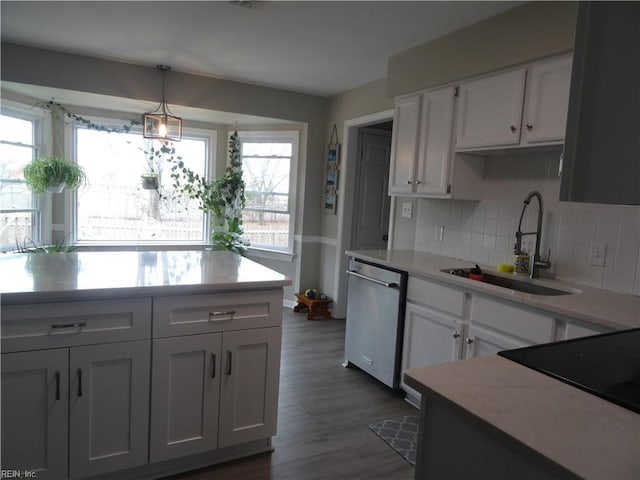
[42,100,141,133]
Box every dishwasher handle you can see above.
[346,269,399,288]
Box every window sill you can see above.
[247,247,296,262]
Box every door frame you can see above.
[332,109,394,319]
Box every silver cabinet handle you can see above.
[510,125,517,133]
[414,180,422,185]
[466,337,474,344]
[51,322,86,329]
[208,310,236,320]
[406,180,413,184]
[453,330,461,339]
[526,123,534,131]
[211,353,216,379]
[346,270,398,288]
[226,351,232,375]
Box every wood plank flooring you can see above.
[171,307,417,480]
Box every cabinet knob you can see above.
[466,337,474,344]
[453,330,461,339]
[526,123,534,131]
[414,180,422,185]
[407,180,413,185]
[510,125,517,133]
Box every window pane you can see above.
[243,211,289,249]
[243,156,290,211]
[76,128,208,243]
[0,114,33,144]
[0,211,36,250]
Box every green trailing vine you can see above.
[42,100,141,133]
[169,131,249,254]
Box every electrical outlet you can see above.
[401,202,413,218]
[589,242,607,266]
[434,225,444,242]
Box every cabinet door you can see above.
[522,56,572,144]
[389,94,421,194]
[218,327,282,448]
[464,325,528,358]
[1,349,68,480]
[69,340,150,479]
[456,68,526,150]
[400,303,463,401]
[415,86,456,194]
[150,333,222,462]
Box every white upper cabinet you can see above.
[455,68,527,150]
[389,85,483,198]
[389,93,421,194]
[455,55,572,152]
[522,55,573,144]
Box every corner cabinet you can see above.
[455,55,572,152]
[389,85,484,199]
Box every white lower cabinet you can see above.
[150,326,282,461]
[401,302,463,404]
[1,349,68,480]
[464,324,528,358]
[1,341,150,480]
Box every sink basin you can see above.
[441,268,577,296]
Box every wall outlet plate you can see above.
[589,242,607,266]
[401,202,413,218]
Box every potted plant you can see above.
[23,155,85,194]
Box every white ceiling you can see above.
[1,1,524,98]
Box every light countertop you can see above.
[404,356,640,480]
[0,250,291,304]
[346,249,640,331]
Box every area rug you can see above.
[368,415,418,466]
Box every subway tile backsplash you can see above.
[415,150,640,296]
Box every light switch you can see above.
[401,202,413,218]
[589,242,607,266]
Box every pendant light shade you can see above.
[143,65,182,141]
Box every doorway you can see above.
[351,123,393,250]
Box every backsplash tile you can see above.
[415,150,640,296]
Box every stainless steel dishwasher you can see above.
[343,258,407,389]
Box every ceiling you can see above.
[1,1,524,98]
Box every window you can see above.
[74,123,214,244]
[239,131,297,252]
[0,106,48,251]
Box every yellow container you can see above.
[496,263,514,273]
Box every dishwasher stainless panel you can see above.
[344,258,407,389]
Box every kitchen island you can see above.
[0,250,291,480]
[404,355,640,479]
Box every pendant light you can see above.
[143,65,182,141]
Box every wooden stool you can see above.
[293,293,332,320]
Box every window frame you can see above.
[237,129,298,255]
[68,115,217,247]
[0,100,52,251]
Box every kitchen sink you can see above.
[441,268,577,296]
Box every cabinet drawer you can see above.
[407,277,466,317]
[1,298,152,353]
[153,289,282,338]
[471,295,554,344]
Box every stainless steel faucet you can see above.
[514,190,551,278]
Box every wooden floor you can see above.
[172,307,417,480]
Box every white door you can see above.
[353,128,392,249]
[456,68,527,150]
[69,340,150,479]
[400,303,463,400]
[218,327,282,448]
[1,349,68,480]
[416,85,456,194]
[150,333,222,462]
[464,325,528,358]
[522,55,573,144]
[389,94,421,193]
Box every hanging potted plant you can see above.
[23,155,86,194]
